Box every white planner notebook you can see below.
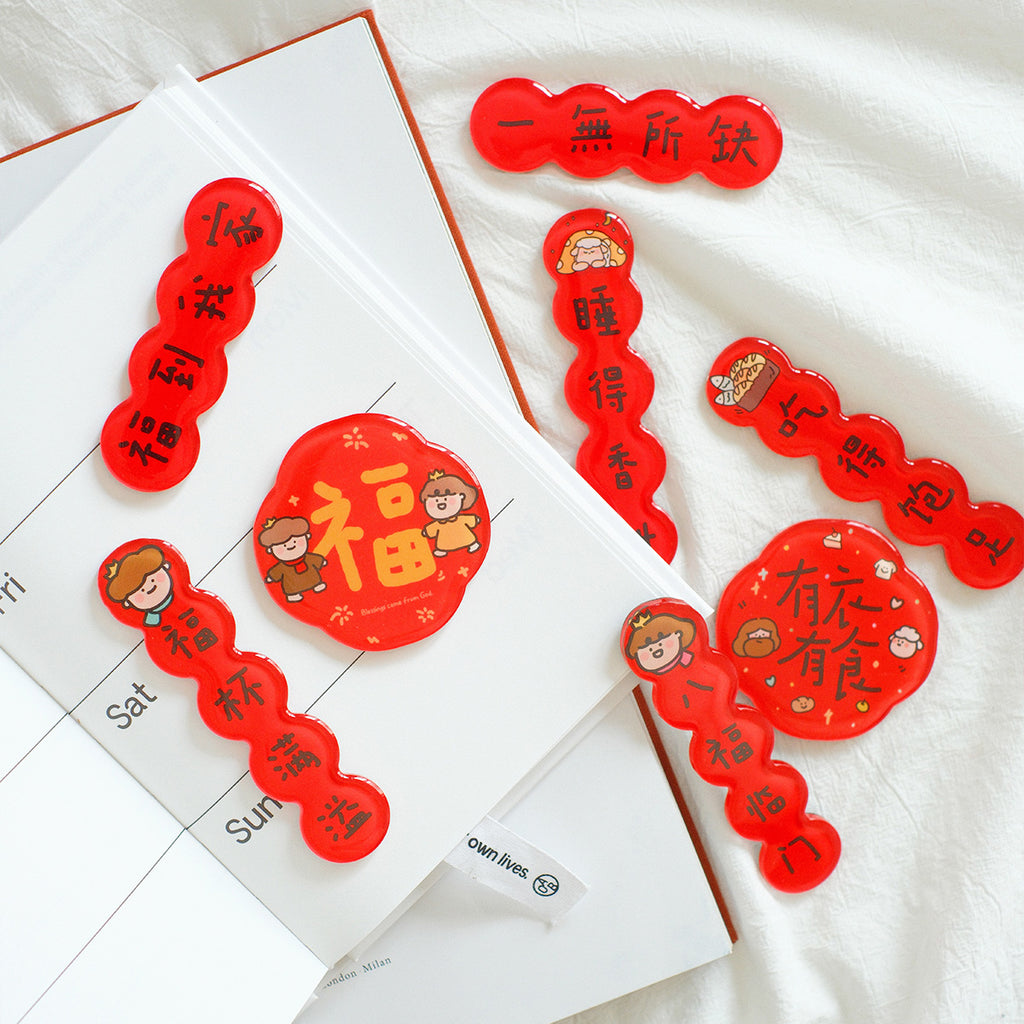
[0,15,731,1023]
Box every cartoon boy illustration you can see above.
[259,516,327,602]
[105,544,174,626]
[420,470,483,556]
[731,618,782,659]
[889,625,924,660]
[624,609,697,675]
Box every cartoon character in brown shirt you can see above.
[259,516,327,602]
[420,470,482,556]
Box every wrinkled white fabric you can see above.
[2,2,1021,1023]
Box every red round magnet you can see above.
[255,413,490,651]
[716,520,938,740]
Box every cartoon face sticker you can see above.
[731,618,781,658]
[889,625,924,660]
[624,610,697,675]
[104,544,174,626]
[791,695,815,714]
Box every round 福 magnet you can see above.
[255,413,490,651]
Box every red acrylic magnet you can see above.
[621,598,840,892]
[255,413,490,651]
[471,79,782,187]
[545,209,677,561]
[716,520,938,740]
[99,539,389,862]
[101,178,283,491]
[706,339,1024,588]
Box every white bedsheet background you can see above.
[2,2,1021,1023]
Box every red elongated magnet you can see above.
[717,520,938,740]
[707,339,1023,589]
[255,413,490,651]
[621,599,840,892]
[545,209,677,561]
[471,79,782,187]
[99,539,389,862]
[101,178,283,491]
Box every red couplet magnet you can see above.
[621,599,840,892]
[255,413,490,651]
[716,520,938,740]
[706,339,1024,589]
[101,178,283,491]
[471,79,782,187]
[99,539,389,862]
[544,208,677,561]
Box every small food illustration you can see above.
[254,413,490,651]
[709,351,780,411]
[716,520,938,740]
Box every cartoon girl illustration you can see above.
[104,544,174,626]
[259,516,328,602]
[624,609,697,675]
[731,618,782,659]
[420,470,483,556]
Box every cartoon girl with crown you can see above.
[624,608,697,675]
[420,469,484,556]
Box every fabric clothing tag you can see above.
[444,816,588,923]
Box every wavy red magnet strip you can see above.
[99,539,389,862]
[471,79,782,187]
[544,208,677,561]
[621,598,841,892]
[101,178,283,491]
[706,339,1023,589]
